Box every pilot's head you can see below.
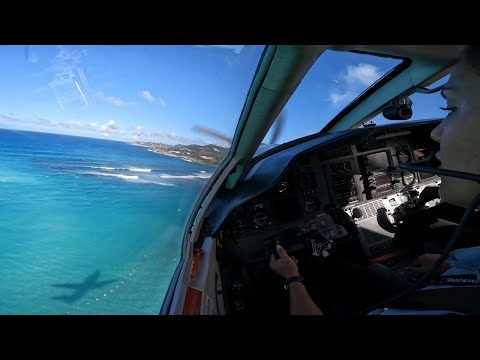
[430,45,480,208]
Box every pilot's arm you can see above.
[409,246,480,276]
[269,244,323,315]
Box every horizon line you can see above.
[0,127,227,147]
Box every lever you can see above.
[265,237,280,260]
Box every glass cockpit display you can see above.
[365,151,390,172]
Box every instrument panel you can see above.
[215,122,441,264]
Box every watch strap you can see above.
[284,275,305,290]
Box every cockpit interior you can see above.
[160,45,480,315]
[205,120,462,314]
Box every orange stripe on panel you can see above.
[183,287,202,315]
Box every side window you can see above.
[0,45,264,314]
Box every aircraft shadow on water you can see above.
[51,269,117,303]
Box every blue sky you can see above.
[0,45,449,146]
[266,50,449,143]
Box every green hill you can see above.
[131,142,229,166]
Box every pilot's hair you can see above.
[463,45,480,75]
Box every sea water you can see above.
[0,129,213,314]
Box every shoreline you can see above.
[129,142,220,167]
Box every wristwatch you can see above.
[284,275,305,291]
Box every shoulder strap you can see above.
[430,274,480,287]
[389,286,480,315]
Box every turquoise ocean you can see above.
[0,129,212,314]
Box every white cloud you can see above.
[0,113,52,126]
[329,90,355,105]
[1,113,195,144]
[158,97,167,108]
[65,120,81,128]
[140,90,155,103]
[0,114,21,122]
[95,92,133,107]
[132,124,193,144]
[328,63,383,107]
[344,63,382,87]
[100,120,117,131]
[54,119,119,135]
[197,45,245,54]
[1,114,121,136]
[140,90,167,108]
[149,130,193,144]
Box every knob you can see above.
[352,207,363,219]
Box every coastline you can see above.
[129,142,224,167]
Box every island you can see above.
[130,141,229,166]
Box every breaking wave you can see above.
[88,166,151,172]
[84,172,140,180]
[159,171,212,180]
[128,168,152,173]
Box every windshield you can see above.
[366,75,450,127]
[259,51,452,151]
[0,45,264,314]
[261,50,403,146]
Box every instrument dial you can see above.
[232,220,247,237]
[402,171,415,186]
[343,160,352,171]
[398,151,410,163]
[253,211,269,228]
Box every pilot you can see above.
[269,45,480,315]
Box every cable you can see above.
[399,162,480,183]
[359,192,480,315]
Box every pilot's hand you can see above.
[269,244,300,280]
[407,253,451,273]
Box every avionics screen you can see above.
[366,152,389,172]
[375,173,392,187]
[271,197,302,222]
